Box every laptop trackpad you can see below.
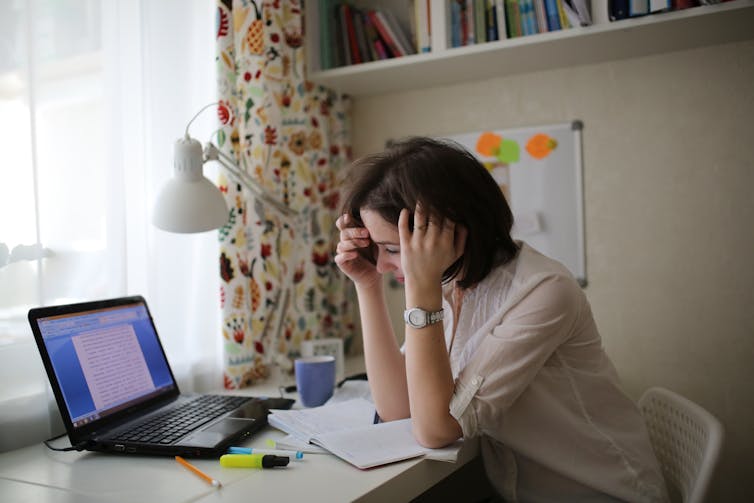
[176,417,255,448]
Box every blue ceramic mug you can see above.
[294,356,336,407]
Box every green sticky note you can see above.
[496,139,520,163]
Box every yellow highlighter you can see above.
[220,453,290,469]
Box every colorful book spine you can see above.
[486,0,498,41]
[649,0,671,12]
[368,10,405,57]
[556,0,571,29]
[332,5,345,66]
[609,0,630,20]
[383,10,416,54]
[450,1,462,46]
[414,0,431,53]
[506,0,522,37]
[342,4,361,64]
[629,0,650,16]
[338,5,352,65]
[363,14,388,59]
[495,0,508,39]
[544,0,562,30]
[351,8,371,63]
[526,0,539,34]
[475,0,487,44]
[533,0,548,32]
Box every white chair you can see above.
[638,387,724,503]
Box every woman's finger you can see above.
[335,213,346,230]
[336,238,369,254]
[398,208,411,244]
[340,226,369,241]
[334,250,358,265]
[413,202,428,232]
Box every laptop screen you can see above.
[35,300,176,429]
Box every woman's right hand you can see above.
[334,213,381,288]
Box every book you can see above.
[629,0,650,16]
[463,0,474,45]
[533,0,549,32]
[450,1,462,46]
[609,0,629,20]
[342,4,362,64]
[562,0,581,26]
[268,398,461,469]
[475,0,487,44]
[506,0,523,37]
[351,8,372,63]
[544,0,561,30]
[556,0,572,28]
[649,0,672,11]
[383,10,417,55]
[525,0,539,34]
[367,10,405,57]
[485,0,498,41]
[565,0,592,25]
[495,0,509,39]
[414,0,431,52]
[337,5,351,65]
[363,14,389,60]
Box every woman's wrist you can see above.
[404,281,442,311]
[355,277,384,297]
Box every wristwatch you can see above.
[404,307,444,329]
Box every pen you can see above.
[220,453,290,468]
[175,455,222,488]
[228,446,304,459]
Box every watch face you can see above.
[408,309,426,327]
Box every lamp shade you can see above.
[152,137,229,233]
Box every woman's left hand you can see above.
[398,204,467,293]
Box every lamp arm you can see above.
[204,143,298,219]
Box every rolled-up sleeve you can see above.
[449,273,582,437]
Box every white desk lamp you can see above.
[153,103,297,233]
[152,104,301,373]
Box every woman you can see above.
[335,137,667,502]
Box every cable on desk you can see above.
[43,433,86,452]
[279,372,369,396]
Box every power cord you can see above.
[43,433,86,452]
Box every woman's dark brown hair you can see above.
[340,136,519,288]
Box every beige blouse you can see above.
[444,243,668,502]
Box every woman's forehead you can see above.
[359,210,398,239]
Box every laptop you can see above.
[28,295,293,457]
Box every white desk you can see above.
[0,357,481,503]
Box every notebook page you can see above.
[311,418,427,469]
[268,398,375,442]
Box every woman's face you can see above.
[359,209,403,283]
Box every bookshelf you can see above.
[304,0,754,97]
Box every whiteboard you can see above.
[442,121,586,286]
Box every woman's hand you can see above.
[334,213,382,288]
[398,204,467,295]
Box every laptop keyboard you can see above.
[112,395,251,445]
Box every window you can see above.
[0,0,222,452]
[0,0,122,345]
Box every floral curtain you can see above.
[215,0,356,389]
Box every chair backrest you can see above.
[638,387,724,503]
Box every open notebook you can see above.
[268,398,461,469]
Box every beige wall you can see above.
[349,40,754,502]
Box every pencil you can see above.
[175,455,222,488]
